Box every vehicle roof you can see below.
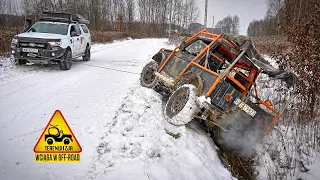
[34,21,87,26]
[35,21,70,25]
[194,36,258,69]
[184,30,297,87]
[40,12,90,25]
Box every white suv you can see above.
[10,12,91,70]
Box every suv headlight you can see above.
[48,41,61,46]
[11,38,18,44]
[11,38,18,48]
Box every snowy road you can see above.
[0,39,233,180]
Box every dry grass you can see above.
[91,31,129,44]
[252,36,289,55]
[0,29,19,56]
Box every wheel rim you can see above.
[143,66,156,85]
[171,91,188,114]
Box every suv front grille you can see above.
[19,42,47,49]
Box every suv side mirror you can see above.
[180,41,187,50]
[71,31,79,37]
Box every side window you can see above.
[81,25,89,33]
[70,25,81,36]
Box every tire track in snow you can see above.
[0,39,170,180]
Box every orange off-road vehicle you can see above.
[140,30,296,143]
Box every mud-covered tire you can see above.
[140,61,159,88]
[165,84,198,125]
[82,45,91,61]
[59,49,72,70]
[211,126,225,147]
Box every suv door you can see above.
[79,24,90,53]
[70,25,81,56]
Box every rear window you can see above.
[80,25,89,33]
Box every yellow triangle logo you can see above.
[34,110,82,153]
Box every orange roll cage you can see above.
[158,30,279,134]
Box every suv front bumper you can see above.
[11,46,66,64]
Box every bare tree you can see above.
[216,15,240,35]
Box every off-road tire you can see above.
[59,49,72,70]
[165,84,198,126]
[211,126,224,147]
[17,59,27,65]
[140,60,159,89]
[82,45,91,61]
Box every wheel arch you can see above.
[152,51,166,65]
[173,72,203,95]
[66,46,72,54]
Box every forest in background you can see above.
[0,0,201,55]
[0,0,244,55]
[0,0,199,35]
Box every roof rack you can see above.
[39,12,90,24]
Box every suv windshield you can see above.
[184,40,208,56]
[28,23,68,35]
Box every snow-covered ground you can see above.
[0,39,233,180]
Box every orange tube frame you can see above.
[177,34,223,78]
[157,30,279,134]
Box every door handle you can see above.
[77,38,79,41]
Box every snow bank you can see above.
[86,86,234,180]
[0,56,15,80]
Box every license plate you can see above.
[233,97,257,117]
[22,48,38,53]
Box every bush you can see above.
[0,29,19,56]
[91,31,128,43]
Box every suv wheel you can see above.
[59,49,72,70]
[165,85,198,125]
[82,45,91,61]
[140,60,159,88]
[17,59,27,65]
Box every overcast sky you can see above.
[196,0,267,35]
